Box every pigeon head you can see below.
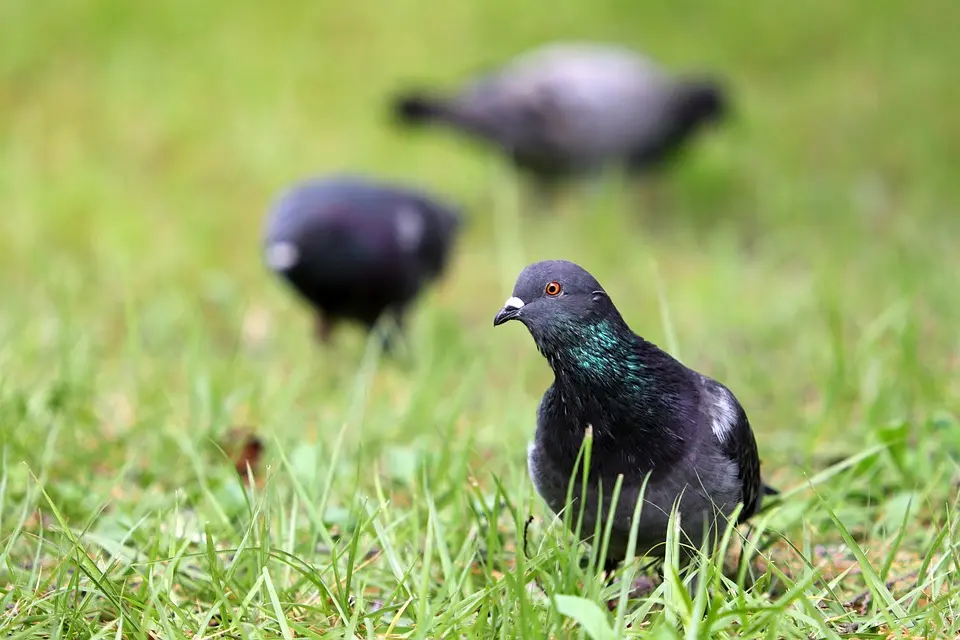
[493,260,605,325]
[493,260,633,368]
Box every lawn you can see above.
[2,0,959,637]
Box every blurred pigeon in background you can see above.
[392,42,727,207]
[263,175,462,350]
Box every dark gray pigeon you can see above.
[493,260,775,568]
[393,42,726,200]
[263,175,462,349]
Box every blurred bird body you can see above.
[493,260,773,567]
[263,176,461,347]
[394,43,726,197]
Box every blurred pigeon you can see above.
[493,260,775,568]
[392,42,727,203]
[263,175,462,350]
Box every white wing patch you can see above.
[710,387,739,443]
[265,242,300,271]
[395,206,425,253]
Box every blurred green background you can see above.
[1,0,959,634]
[3,0,957,458]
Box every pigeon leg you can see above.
[314,313,334,344]
[603,559,662,609]
[379,327,399,355]
[375,310,410,359]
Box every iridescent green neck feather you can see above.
[536,316,651,391]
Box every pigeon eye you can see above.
[544,281,562,296]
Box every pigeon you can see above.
[263,175,462,350]
[392,42,726,202]
[493,260,775,569]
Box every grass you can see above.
[2,0,960,636]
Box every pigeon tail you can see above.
[673,76,728,126]
[392,92,494,139]
[749,482,782,518]
[393,92,453,125]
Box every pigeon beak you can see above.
[493,296,525,326]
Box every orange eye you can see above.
[544,281,562,296]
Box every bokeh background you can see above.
[2,0,959,635]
